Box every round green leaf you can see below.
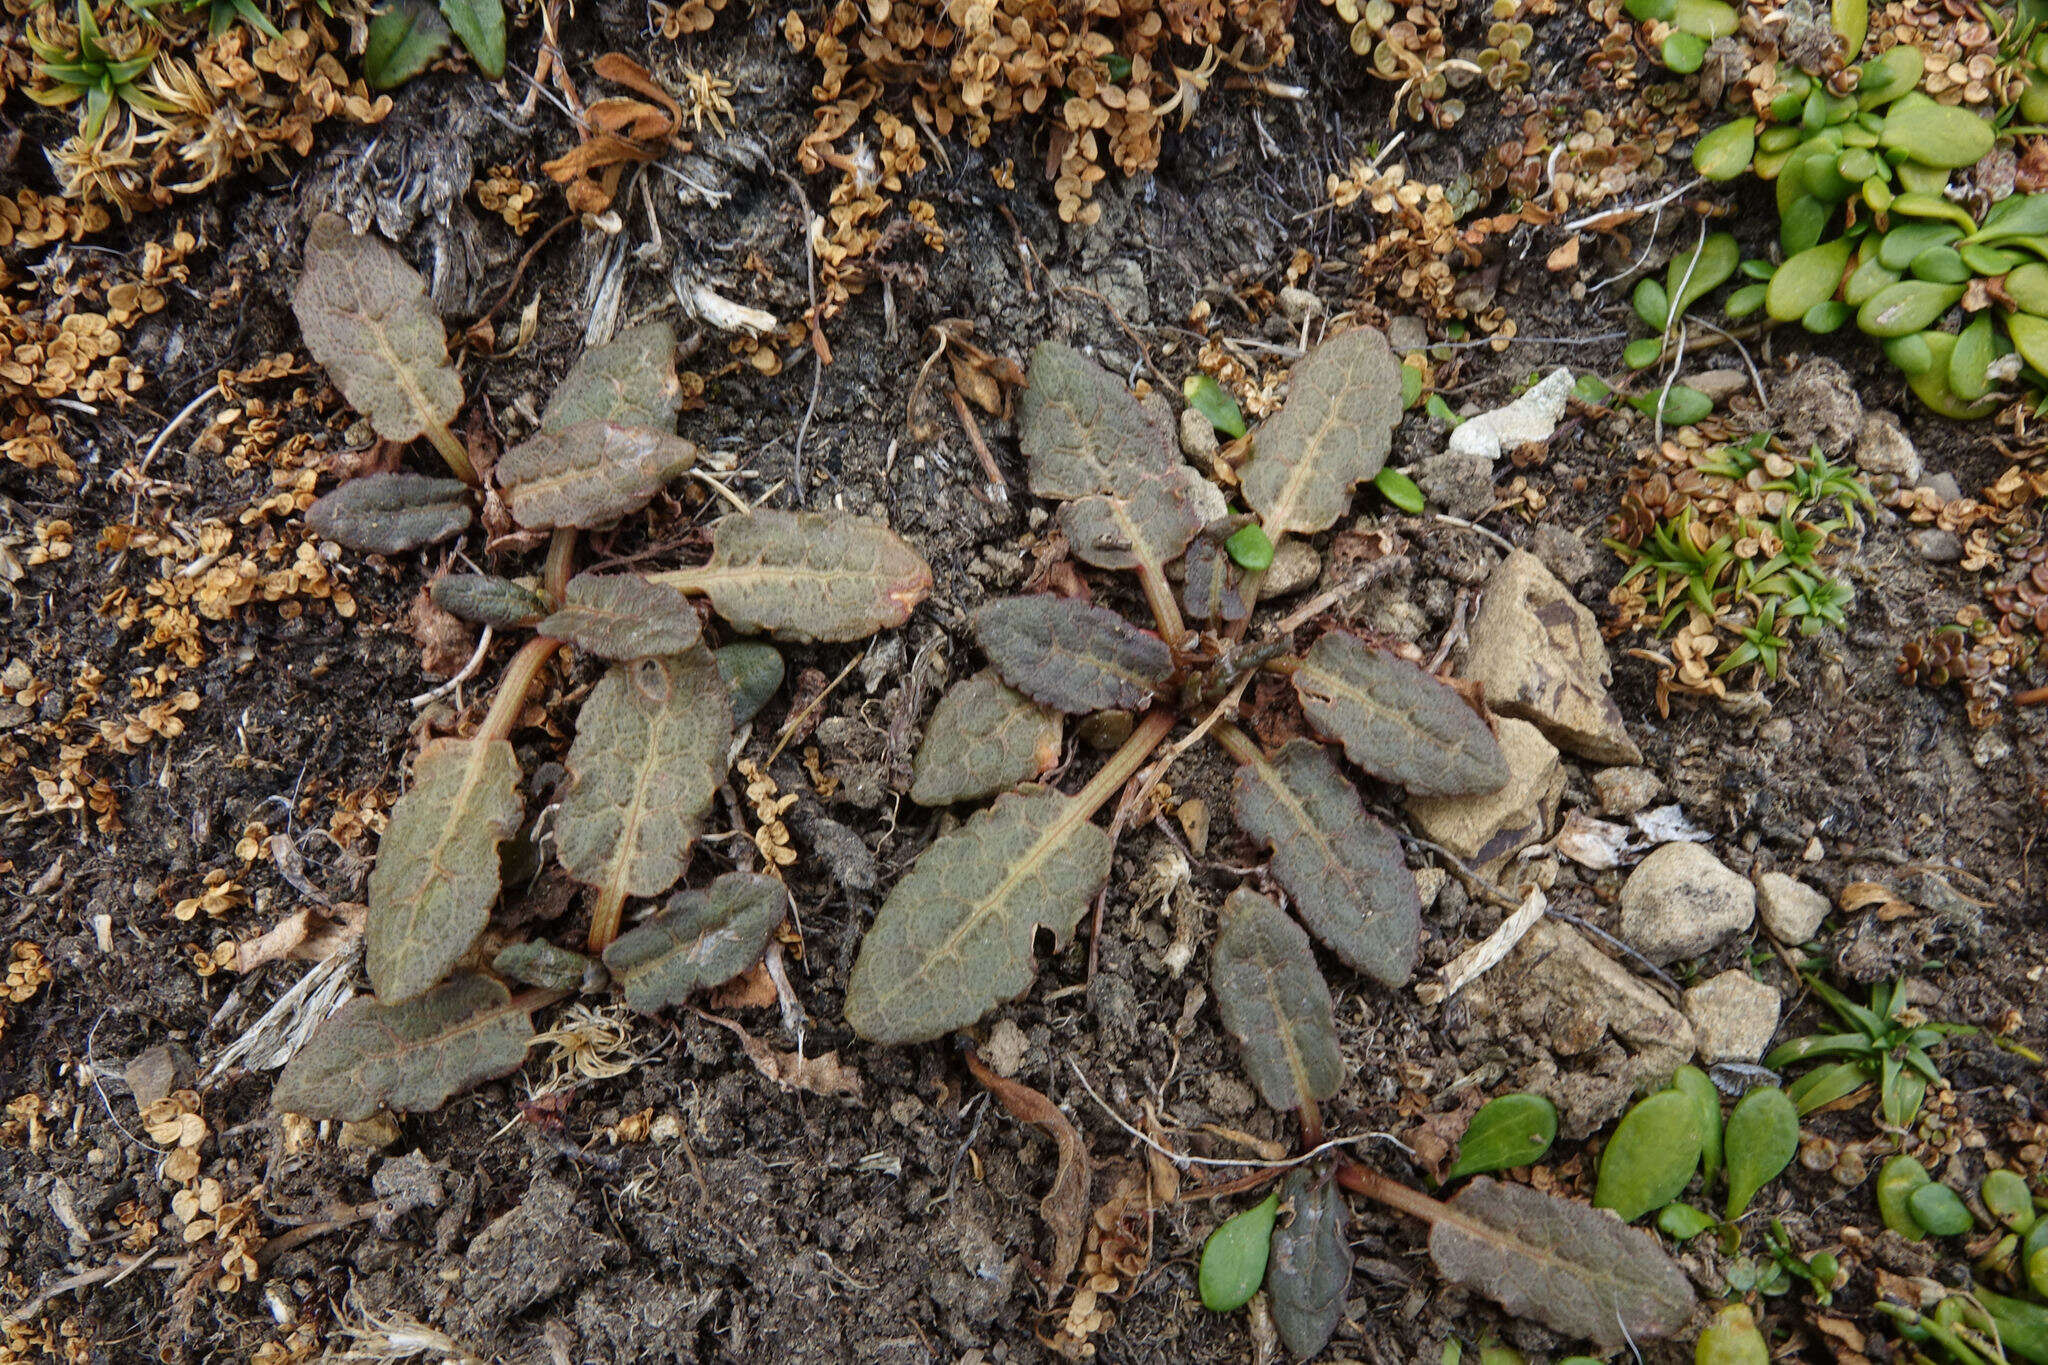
[1856,44,1923,108]
[2005,263,2048,315]
[1881,94,1995,168]
[1906,1181,1975,1237]
[1666,232,1740,320]
[1401,361,1425,409]
[1857,280,1964,337]
[1623,0,1674,18]
[1594,1091,1703,1223]
[1906,330,2001,419]
[2010,311,2048,377]
[1447,1093,1559,1180]
[1877,222,1960,271]
[2026,1221,2048,1296]
[1877,1154,1933,1240]
[1226,523,1275,571]
[1887,190,1976,233]
[1831,0,1867,58]
[1623,337,1666,370]
[364,0,452,90]
[1722,1087,1799,1219]
[1200,1192,1280,1311]
[1662,31,1706,72]
[1629,385,1714,427]
[1780,196,1832,257]
[1766,238,1852,322]
[1983,1169,2036,1233]
[1693,119,1756,181]
[1948,313,1996,403]
[1803,300,1853,333]
[1184,372,1248,439]
[1908,245,1971,284]
[1669,1066,1724,1186]
[1724,282,1768,319]
[1634,278,1672,332]
[1373,466,1426,514]
[1672,0,1736,36]
[1883,331,1936,377]
[1656,1201,1719,1240]
[438,0,504,78]
[1843,255,1899,306]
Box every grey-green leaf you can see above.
[602,872,787,1012]
[492,940,602,993]
[1880,93,1995,168]
[1446,1093,1558,1180]
[1429,1178,1697,1351]
[437,0,503,76]
[1265,1167,1351,1360]
[1200,1192,1280,1312]
[1592,1090,1702,1222]
[1878,1154,1933,1239]
[1019,341,1180,500]
[1057,465,1205,574]
[715,641,785,727]
[1670,1064,1725,1186]
[363,0,451,92]
[294,214,461,437]
[910,671,1063,806]
[1232,739,1420,985]
[538,573,704,660]
[367,737,523,1005]
[272,973,532,1121]
[499,421,699,530]
[1722,1086,1798,1219]
[1293,630,1509,798]
[973,595,1173,712]
[540,320,681,435]
[1183,534,1248,623]
[1240,327,1403,538]
[306,472,472,556]
[1211,888,1344,1113]
[431,573,545,627]
[650,510,934,644]
[845,786,1112,1044]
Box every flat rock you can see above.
[1756,871,1829,943]
[1446,367,1574,462]
[1414,449,1496,519]
[1530,522,1599,585]
[1462,550,1641,764]
[1618,842,1756,964]
[1687,369,1749,404]
[1854,410,1922,482]
[1262,540,1321,598]
[1910,529,1962,563]
[1406,717,1562,864]
[1458,918,1696,1138]
[1593,766,1663,817]
[1684,970,1782,1063]
[1179,407,1219,463]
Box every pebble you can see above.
[1617,842,1756,964]
[1278,286,1322,325]
[1179,408,1219,462]
[1756,871,1830,943]
[1413,450,1496,519]
[1261,540,1321,598]
[1386,316,1429,353]
[1593,766,1664,817]
[1446,367,1575,462]
[1687,369,1749,404]
[1463,551,1641,764]
[1910,529,1963,563]
[1406,718,1563,864]
[1916,472,1963,503]
[1973,728,2013,769]
[1684,971,1783,1064]
[1854,410,1922,482]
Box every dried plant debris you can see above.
[1239,327,1403,539]
[498,421,700,530]
[602,872,786,1013]
[973,595,1174,712]
[652,510,934,643]
[540,320,683,434]
[366,737,523,1005]
[1211,888,1343,1114]
[538,574,704,659]
[272,974,535,1122]
[845,785,1113,1044]
[305,473,473,556]
[1264,1167,1352,1361]
[1292,630,1509,798]
[909,670,1062,807]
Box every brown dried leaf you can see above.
[293,214,463,445]
[431,573,546,628]
[1211,888,1343,1113]
[540,320,682,434]
[1293,630,1509,798]
[1241,328,1403,538]
[556,649,730,903]
[973,595,1173,713]
[909,670,1063,807]
[498,420,699,529]
[966,1047,1093,1288]
[306,473,473,555]
[236,904,365,973]
[272,973,534,1121]
[538,573,704,659]
[651,510,933,643]
[602,871,786,1012]
[367,738,523,1005]
[846,786,1112,1044]
[1265,1166,1351,1361]
[1427,1177,1697,1351]
[1018,341,1179,500]
[1232,739,1419,985]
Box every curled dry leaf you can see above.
[541,320,683,434]
[1211,888,1343,1114]
[602,872,787,1013]
[293,214,464,446]
[910,670,1063,807]
[272,973,535,1122]
[498,421,699,530]
[367,737,523,1005]
[845,785,1112,1044]
[650,510,934,643]
[431,573,546,628]
[1240,328,1403,539]
[1018,341,1180,500]
[539,573,704,659]
[1293,631,1509,799]
[556,649,730,904]
[1232,739,1420,986]
[1265,1167,1351,1361]
[306,473,473,556]
[973,595,1174,713]
[1426,1177,1697,1351]
[965,1047,1093,1289]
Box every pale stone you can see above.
[1756,872,1829,943]
[1462,550,1641,763]
[1406,718,1563,865]
[1684,970,1782,1063]
[1593,766,1663,817]
[1618,842,1756,965]
[1446,367,1575,462]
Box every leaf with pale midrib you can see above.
[541,320,682,434]
[652,510,934,644]
[498,421,699,530]
[1211,889,1342,1113]
[603,872,787,1012]
[974,596,1174,713]
[272,973,533,1121]
[1293,630,1508,798]
[294,214,463,442]
[307,473,472,556]
[1240,328,1402,538]
[1265,1167,1351,1360]
[539,573,704,660]
[1018,341,1180,500]
[910,671,1062,807]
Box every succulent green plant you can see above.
[26,0,164,140]
[1769,976,1977,1130]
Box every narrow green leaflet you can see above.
[1446,1093,1558,1180]
[1428,1178,1697,1351]
[431,573,545,628]
[1231,739,1420,985]
[306,472,472,556]
[1240,328,1403,538]
[602,872,787,1013]
[540,320,681,434]
[1184,372,1247,438]
[1265,1167,1351,1361]
[1293,631,1509,798]
[1664,232,1739,322]
[1018,341,1179,499]
[437,0,504,79]
[363,1,451,92]
[910,671,1063,807]
[649,510,934,644]
[367,737,523,1005]
[272,973,532,1121]
[538,573,704,660]
[845,786,1113,1044]
[1657,1202,1718,1240]
[1200,1192,1280,1312]
[1670,1065,1725,1186]
[556,649,730,903]
[1057,466,1205,574]
[973,595,1174,712]
[293,214,462,440]
[714,641,784,726]
[492,940,600,992]
[1592,1091,1702,1222]
[499,421,699,530]
[1722,1086,1798,1219]
[1210,889,1343,1113]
